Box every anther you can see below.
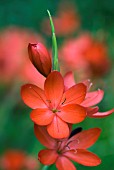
[46,100,51,103]
[61,98,66,105]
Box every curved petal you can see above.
[86,107,99,117]
[64,71,75,91]
[34,124,57,149]
[67,128,101,149]
[38,149,58,165]
[63,149,101,166]
[88,108,114,118]
[21,84,47,109]
[44,71,64,108]
[61,83,87,105]
[82,89,104,107]
[47,116,69,139]
[30,108,54,125]
[57,104,86,124]
[56,156,76,170]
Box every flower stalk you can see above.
[47,10,60,71]
[42,165,51,170]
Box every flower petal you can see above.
[86,106,99,117]
[38,149,58,165]
[61,83,87,105]
[57,104,86,124]
[68,128,101,149]
[82,89,104,107]
[34,124,57,149]
[47,116,69,139]
[64,149,101,166]
[88,108,114,118]
[56,156,76,170]
[21,84,47,109]
[64,71,75,90]
[30,108,54,125]
[44,71,64,108]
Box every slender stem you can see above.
[42,165,50,170]
[47,10,60,71]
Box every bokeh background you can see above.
[0,0,114,169]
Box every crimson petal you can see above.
[86,106,99,117]
[67,128,101,149]
[56,156,76,170]
[64,71,75,91]
[88,108,114,118]
[61,83,86,105]
[82,89,104,107]
[64,149,101,166]
[34,124,57,149]
[21,84,47,109]
[38,149,58,165]
[30,108,54,125]
[44,71,64,108]
[57,104,86,124]
[47,116,69,139]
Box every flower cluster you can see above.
[21,41,114,170]
[59,33,110,79]
[21,13,114,170]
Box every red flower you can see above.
[0,26,45,85]
[28,43,52,77]
[0,150,39,170]
[34,124,101,170]
[21,71,87,139]
[64,71,114,117]
[42,2,80,36]
[60,34,110,79]
[84,40,110,76]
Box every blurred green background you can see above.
[0,0,114,169]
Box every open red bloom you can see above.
[21,71,87,139]
[34,124,101,170]
[60,34,110,79]
[64,71,114,118]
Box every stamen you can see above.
[76,139,80,144]
[57,141,63,152]
[66,145,70,150]
[61,98,66,105]
[65,139,80,150]
[46,99,51,103]
[73,149,77,154]
[52,108,57,113]
[52,108,61,113]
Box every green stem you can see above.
[42,165,50,170]
[47,10,60,71]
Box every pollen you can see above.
[52,108,58,113]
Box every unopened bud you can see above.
[28,43,52,77]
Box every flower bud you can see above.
[28,43,52,77]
